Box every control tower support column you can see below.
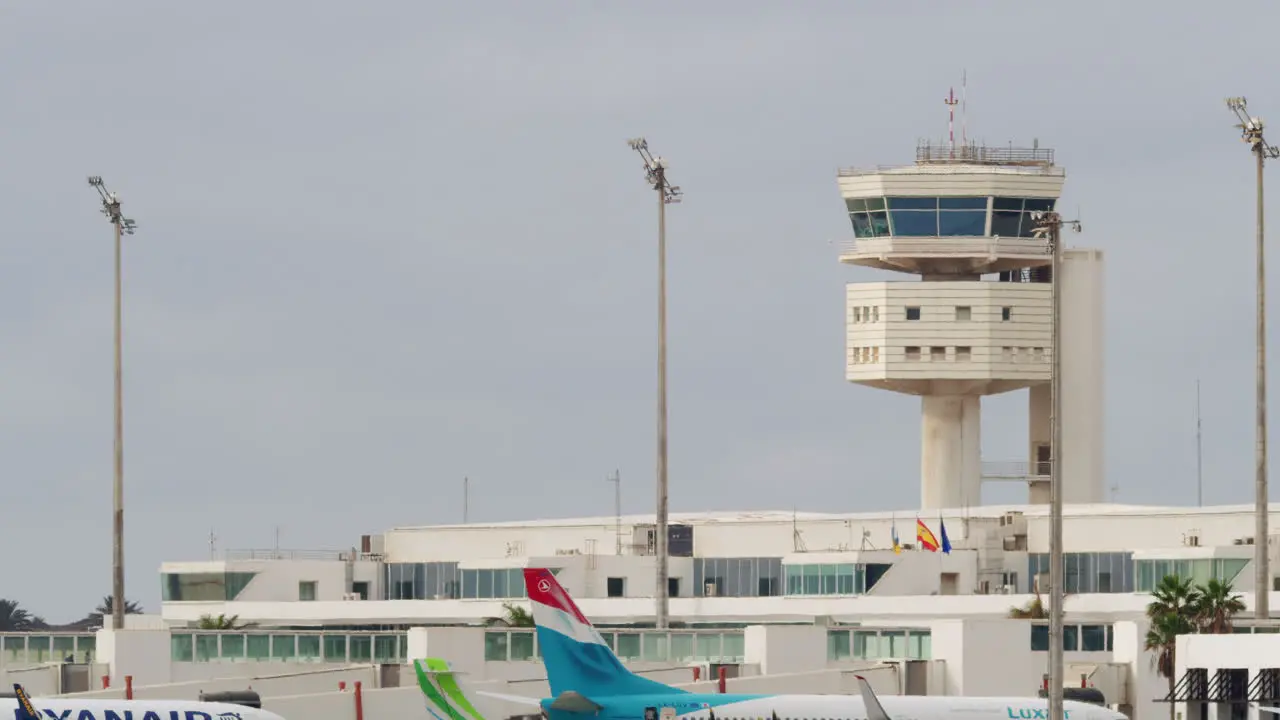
[921,394,982,510]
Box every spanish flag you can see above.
[916,518,940,552]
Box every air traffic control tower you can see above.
[838,140,1105,510]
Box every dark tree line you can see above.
[0,596,144,631]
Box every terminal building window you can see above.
[1134,558,1249,592]
[783,562,892,596]
[828,628,931,661]
[162,572,258,602]
[1029,623,1113,652]
[693,557,783,597]
[384,562,461,600]
[1027,552,1134,594]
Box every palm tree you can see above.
[1146,610,1195,720]
[85,596,144,628]
[1148,574,1202,620]
[94,596,143,617]
[0,599,38,631]
[484,602,535,628]
[1008,590,1048,619]
[197,613,253,630]
[1146,575,1202,720]
[1193,579,1246,633]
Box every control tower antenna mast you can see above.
[87,175,137,634]
[945,87,959,158]
[1226,96,1280,621]
[961,69,968,145]
[625,137,682,630]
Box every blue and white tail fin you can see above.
[523,568,686,698]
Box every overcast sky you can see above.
[2,1,1278,621]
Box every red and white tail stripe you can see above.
[523,568,610,647]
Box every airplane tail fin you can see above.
[414,658,542,720]
[13,684,38,720]
[523,568,686,698]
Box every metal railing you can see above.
[982,461,1050,479]
[223,549,352,561]
[915,141,1055,167]
[837,237,1053,257]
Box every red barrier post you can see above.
[125,675,133,700]
[717,667,726,694]
[691,667,700,682]
[339,681,347,691]
[354,681,364,720]
[101,676,110,689]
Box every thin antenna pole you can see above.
[1197,379,1204,507]
[962,70,968,145]
[87,175,135,634]
[209,528,216,561]
[608,470,623,555]
[463,476,470,523]
[626,137,681,630]
[1226,96,1278,620]
[945,87,958,158]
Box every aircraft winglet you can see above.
[13,684,38,720]
[853,675,891,720]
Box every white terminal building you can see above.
[7,141,1280,720]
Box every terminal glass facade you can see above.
[1134,558,1249,592]
[693,557,784,597]
[171,631,407,663]
[0,634,95,666]
[1028,623,1114,652]
[846,196,1057,239]
[826,628,931,661]
[783,562,892,596]
[162,572,258,601]
[483,629,745,664]
[1027,552,1134,593]
[385,563,543,600]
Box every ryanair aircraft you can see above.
[5,683,286,720]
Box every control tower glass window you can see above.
[884,196,987,237]
[847,197,890,238]
[991,197,1058,238]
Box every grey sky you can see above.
[1,0,1276,621]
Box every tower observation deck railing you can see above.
[838,142,1062,177]
[915,141,1055,167]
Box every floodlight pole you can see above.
[88,175,136,633]
[1227,97,1278,620]
[1033,210,1081,720]
[626,138,681,629]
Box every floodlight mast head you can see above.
[86,175,137,232]
[626,137,683,204]
[1227,97,1280,158]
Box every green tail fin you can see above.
[413,658,488,720]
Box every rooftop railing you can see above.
[915,141,1055,167]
